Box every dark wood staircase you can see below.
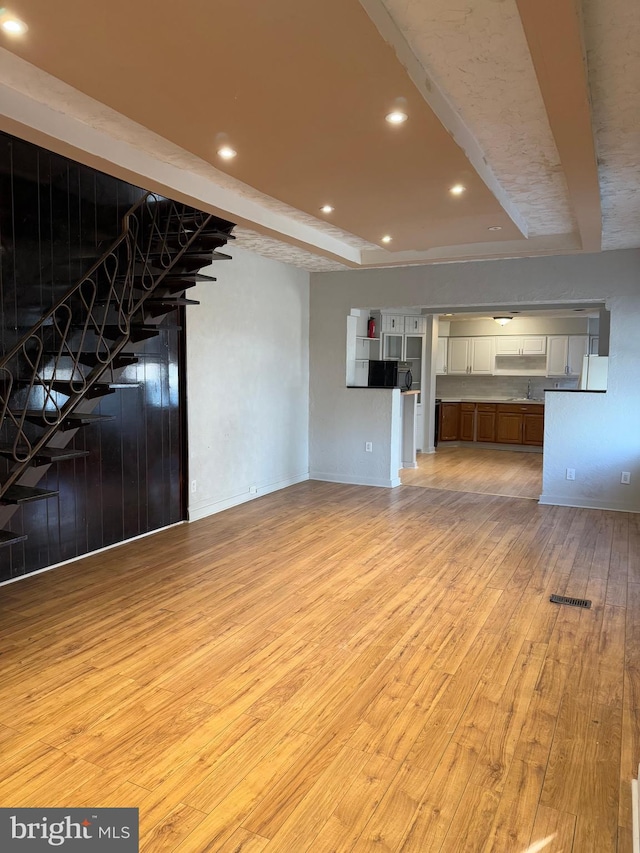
[0,192,234,549]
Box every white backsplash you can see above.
[435,374,577,400]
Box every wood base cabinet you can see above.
[496,411,524,443]
[439,402,460,441]
[476,404,497,442]
[438,402,543,447]
[496,404,544,446]
[460,403,475,441]
[523,412,544,445]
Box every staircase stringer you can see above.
[0,193,226,501]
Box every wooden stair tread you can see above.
[13,411,115,429]
[164,223,235,238]
[0,529,27,546]
[165,272,217,282]
[97,326,160,342]
[38,380,137,398]
[146,298,200,306]
[0,485,59,504]
[0,446,89,463]
[44,353,138,369]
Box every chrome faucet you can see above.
[526,379,532,400]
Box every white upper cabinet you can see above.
[448,338,472,374]
[448,337,494,374]
[567,335,589,376]
[546,335,588,376]
[494,335,546,356]
[522,336,547,356]
[381,314,404,333]
[494,337,521,356]
[546,336,569,375]
[436,337,448,374]
[404,315,426,334]
[470,337,495,373]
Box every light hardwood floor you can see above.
[402,446,543,499]
[0,480,637,852]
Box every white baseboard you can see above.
[309,471,401,488]
[189,472,310,522]
[0,521,186,588]
[439,441,542,454]
[633,768,639,853]
[539,493,640,513]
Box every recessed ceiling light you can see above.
[385,111,408,125]
[217,146,237,160]
[320,204,334,214]
[488,225,502,231]
[381,235,392,244]
[443,313,454,317]
[1,16,28,35]
[449,184,466,196]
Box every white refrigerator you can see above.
[579,355,608,390]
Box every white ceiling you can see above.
[0,0,638,271]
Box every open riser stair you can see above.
[0,192,234,550]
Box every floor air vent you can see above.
[550,593,591,609]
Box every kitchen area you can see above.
[346,306,609,496]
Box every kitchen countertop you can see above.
[438,397,545,404]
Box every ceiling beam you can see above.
[360,0,528,239]
[0,50,363,269]
[515,0,602,252]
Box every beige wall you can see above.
[310,249,640,511]
[446,316,590,336]
[187,245,310,519]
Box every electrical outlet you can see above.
[249,486,258,494]
[621,471,631,485]
[365,442,373,452]
[566,468,575,481]
[190,479,197,493]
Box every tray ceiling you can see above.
[0,0,637,270]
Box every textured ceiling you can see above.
[582,0,640,250]
[378,0,576,239]
[0,0,637,270]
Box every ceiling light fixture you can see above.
[488,225,502,231]
[449,184,466,196]
[320,204,334,214]
[493,316,512,326]
[385,110,408,125]
[1,16,28,35]
[381,235,392,244]
[217,146,237,160]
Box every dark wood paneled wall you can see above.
[0,131,186,583]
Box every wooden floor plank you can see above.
[402,445,543,499]
[527,804,576,852]
[0,475,634,853]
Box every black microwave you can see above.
[368,360,398,388]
